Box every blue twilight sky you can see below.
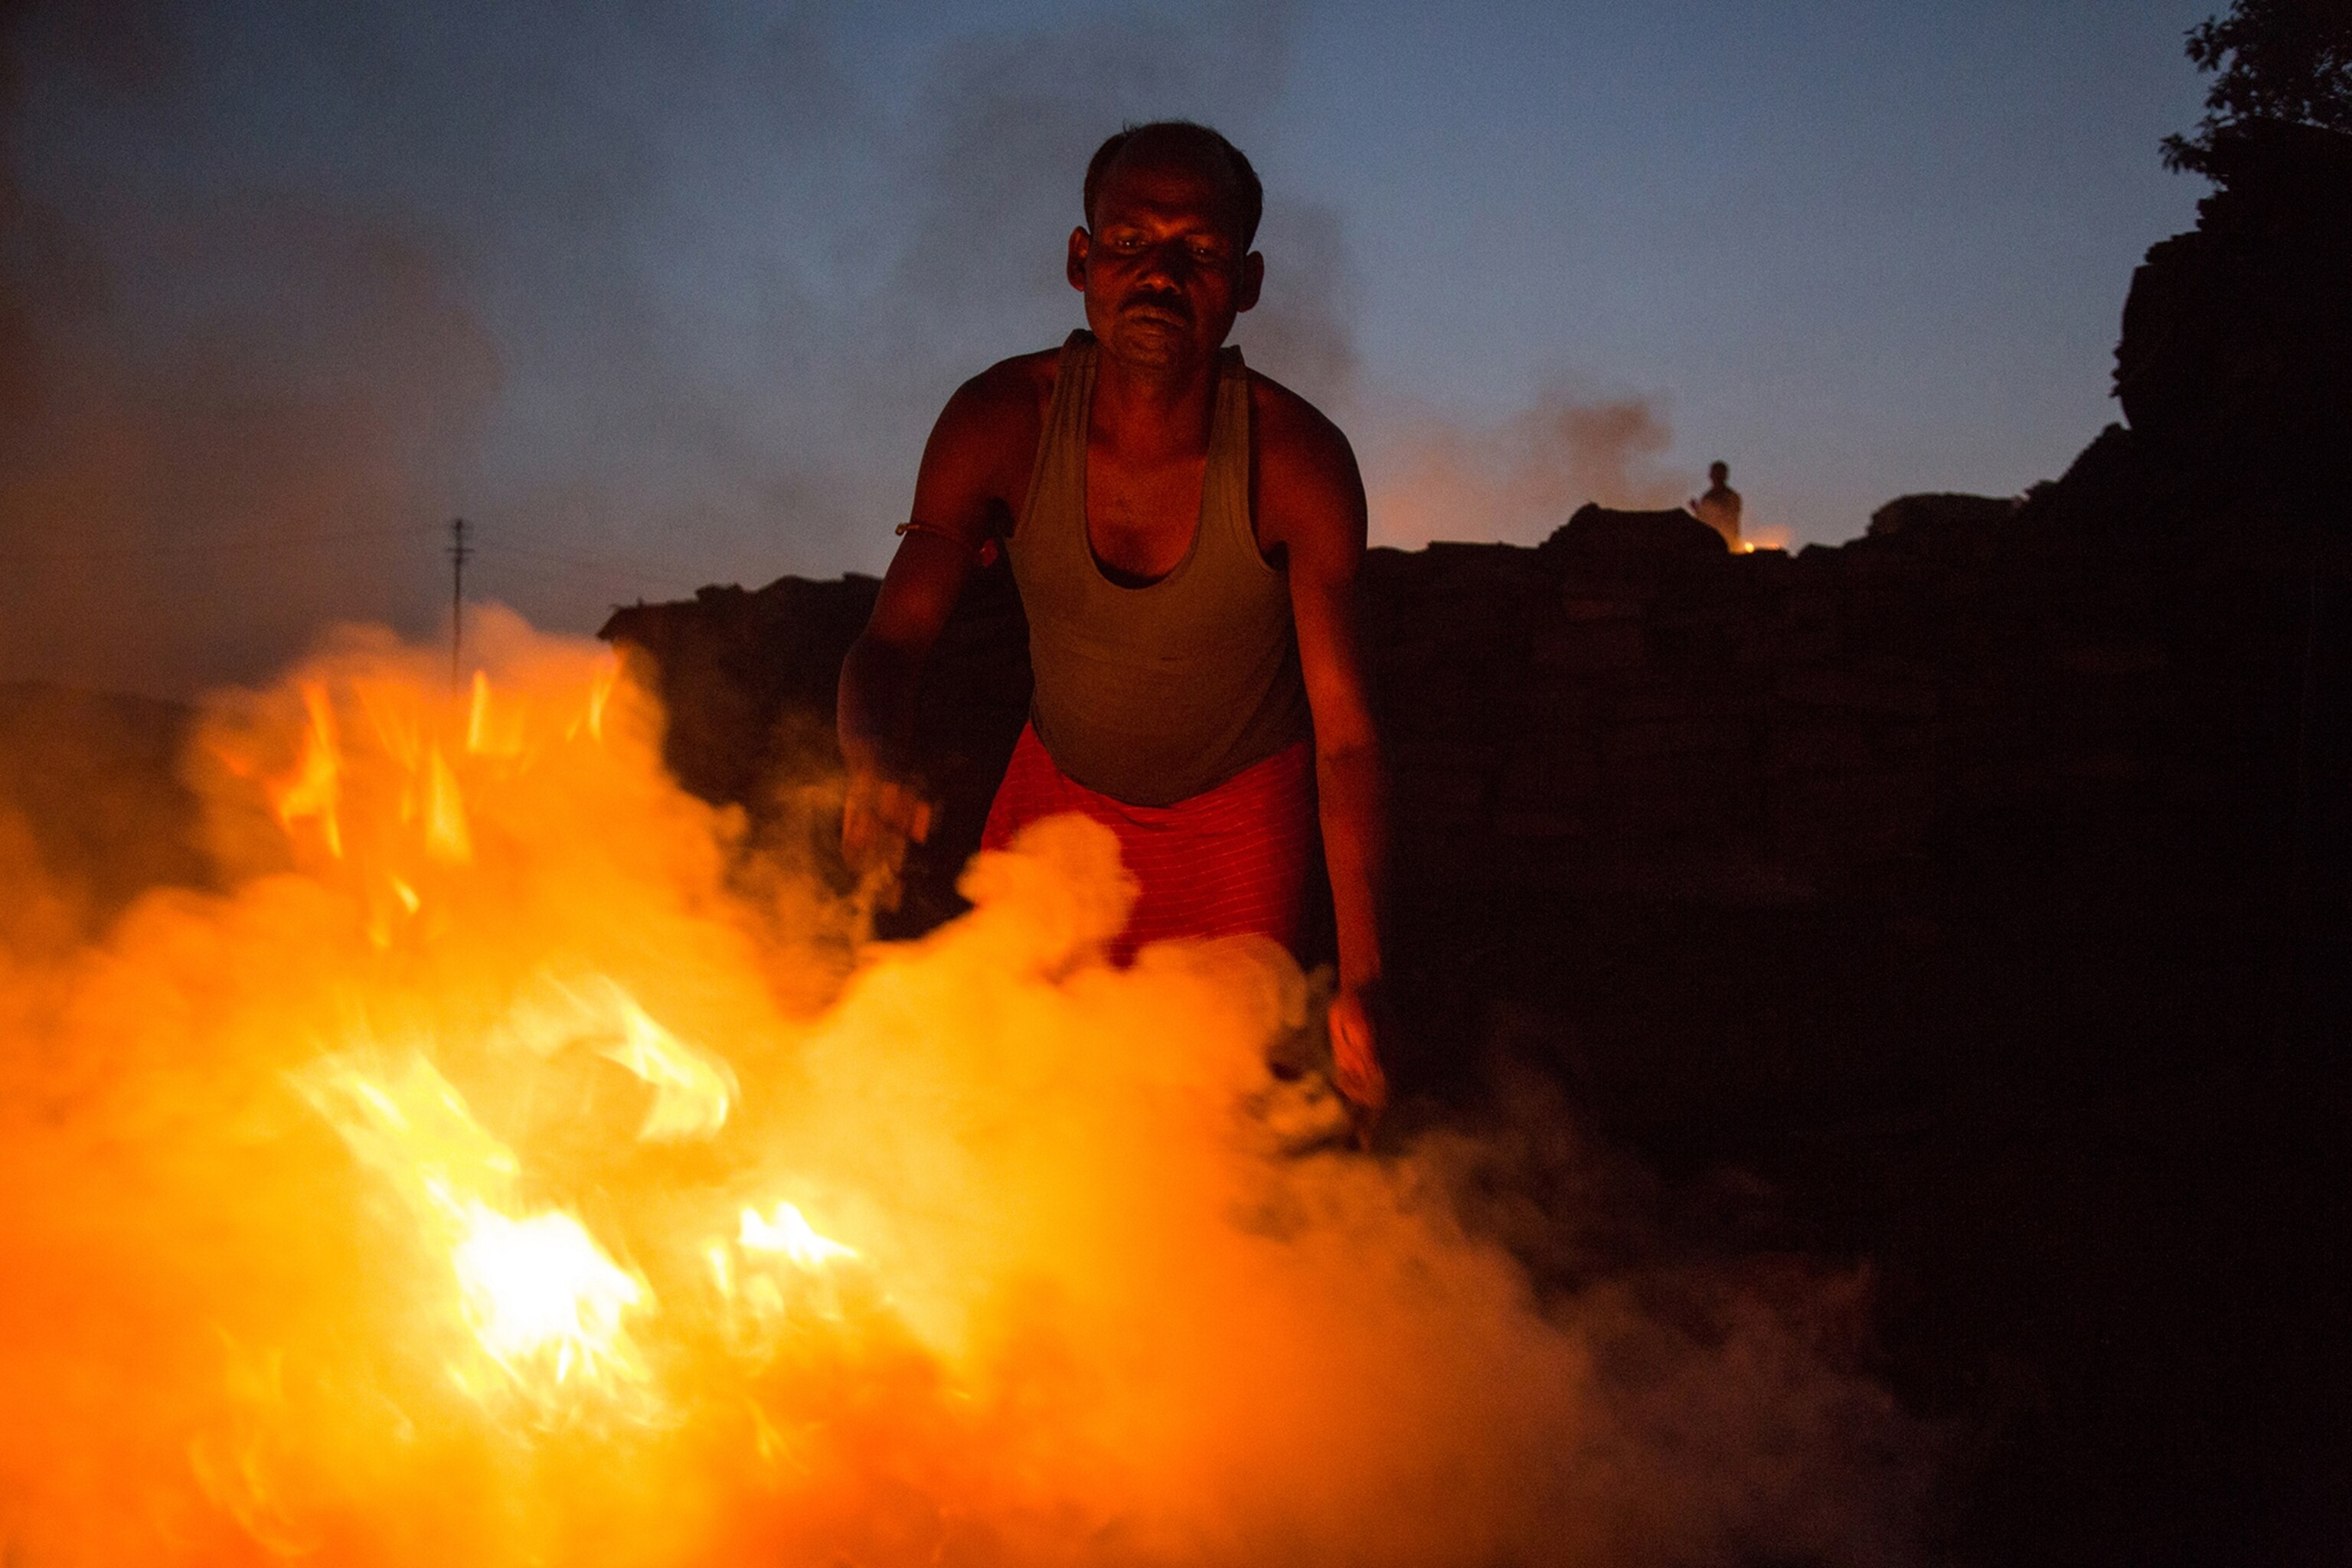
[0,0,2214,694]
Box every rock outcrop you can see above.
[2115,119,2352,501]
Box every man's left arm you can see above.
[1261,394,1389,1113]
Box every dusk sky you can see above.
[2,0,2214,696]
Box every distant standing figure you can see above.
[1690,461,1743,548]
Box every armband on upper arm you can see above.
[895,521,1001,567]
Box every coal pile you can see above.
[601,482,2348,1566]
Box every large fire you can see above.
[0,611,1926,1566]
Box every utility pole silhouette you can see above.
[448,517,471,688]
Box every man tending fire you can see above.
[838,120,1387,1112]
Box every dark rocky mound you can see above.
[1544,501,1730,559]
[601,126,2350,1568]
[1866,492,2017,540]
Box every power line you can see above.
[0,522,443,566]
[468,539,707,593]
[457,554,694,615]
[472,531,704,580]
[0,514,720,600]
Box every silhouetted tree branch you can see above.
[2162,0,2352,175]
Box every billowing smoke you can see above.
[0,0,1359,697]
[1362,387,1681,549]
[0,617,1935,1566]
[5,0,1707,688]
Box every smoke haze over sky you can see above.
[2,0,2210,695]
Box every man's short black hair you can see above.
[1083,120,1263,250]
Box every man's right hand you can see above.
[841,765,935,871]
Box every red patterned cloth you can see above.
[982,722,1318,965]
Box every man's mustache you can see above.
[1120,290,1191,321]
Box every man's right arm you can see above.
[837,358,1041,860]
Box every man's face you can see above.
[1067,149,1263,374]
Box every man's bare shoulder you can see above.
[949,347,1062,426]
[1247,370,1364,550]
[920,347,1064,512]
[1247,370,1355,470]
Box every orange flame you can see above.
[270,681,344,858]
[423,744,472,864]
